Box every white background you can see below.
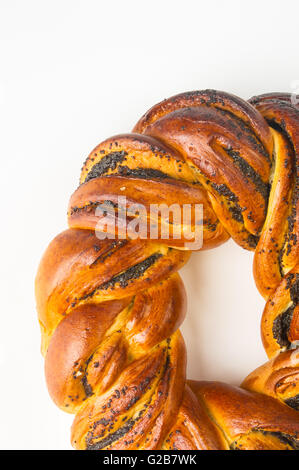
[0,0,298,450]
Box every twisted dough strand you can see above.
[36,90,299,450]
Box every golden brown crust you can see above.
[133,89,273,151]
[35,90,299,450]
[163,385,229,450]
[242,349,299,411]
[135,91,273,250]
[36,228,189,353]
[71,331,186,450]
[189,380,299,450]
[261,270,299,358]
[251,95,299,298]
[45,300,131,413]
[68,175,228,249]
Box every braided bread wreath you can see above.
[35,90,299,451]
